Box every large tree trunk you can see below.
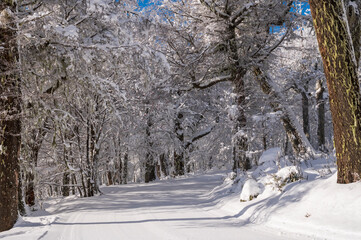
[226,25,250,172]
[310,0,361,183]
[0,1,21,232]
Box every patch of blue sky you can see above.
[136,0,163,11]
[270,1,310,33]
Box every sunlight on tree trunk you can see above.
[310,0,361,183]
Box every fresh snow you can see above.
[1,156,361,239]
[239,179,261,202]
[258,147,281,164]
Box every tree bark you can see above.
[310,0,361,183]
[0,1,21,232]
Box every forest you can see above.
[1,0,361,239]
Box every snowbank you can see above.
[240,179,261,202]
[208,149,361,239]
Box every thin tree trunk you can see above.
[301,86,310,140]
[310,0,361,183]
[62,172,70,197]
[0,1,21,232]
[174,112,185,176]
[316,79,326,151]
[253,67,316,158]
[123,151,128,184]
[159,153,168,177]
[145,108,156,183]
[118,152,123,184]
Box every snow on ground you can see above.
[1,150,361,240]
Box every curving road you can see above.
[1,172,299,240]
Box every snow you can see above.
[240,179,261,202]
[259,147,281,164]
[276,166,300,182]
[1,155,361,240]
[88,0,112,13]
[54,25,78,39]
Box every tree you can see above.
[0,1,21,232]
[309,0,361,183]
[157,0,318,169]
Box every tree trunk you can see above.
[0,1,21,232]
[145,108,156,183]
[18,170,25,216]
[301,86,310,140]
[107,171,113,186]
[71,174,76,195]
[227,25,250,172]
[159,153,168,177]
[310,0,361,183]
[62,172,70,197]
[174,112,185,176]
[316,79,326,151]
[253,67,316,157]
[118,152,123,184]
[123,151,128,184]
[232,81,251,172]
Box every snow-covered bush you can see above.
[240,179,261,202]
[271,166,302,191]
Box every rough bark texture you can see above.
[0,1,21,232]
[310,0,361,183]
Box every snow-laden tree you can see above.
[153,0,318,174]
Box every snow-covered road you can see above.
[1,172,309,240]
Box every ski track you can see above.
[2,172,311,240]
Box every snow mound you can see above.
[240,178,261,202]
[276,166,300,182]
[259,147,281,164]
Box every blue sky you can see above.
[138,0,153,9]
